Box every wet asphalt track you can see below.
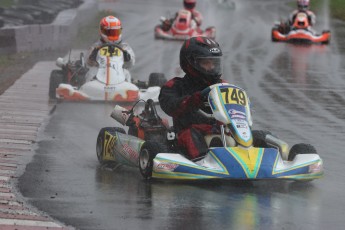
[19,0,345,229]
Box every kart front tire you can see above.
[288,143,317,161]
[96,127,126,164]
[252,130,272,148]
[148,73,167,87]
[139,141,167,179]
[49,70,64,99]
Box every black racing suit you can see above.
[159,75,221,159]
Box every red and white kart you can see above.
[154,9,216,40]
[271,11,330,45]
[49,44,167,102]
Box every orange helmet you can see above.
[99,16,122,43]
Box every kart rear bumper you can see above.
[155,25,215,40]
[272,28,330,44]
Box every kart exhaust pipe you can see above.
[110,105,130,126]
[265,134,289,161]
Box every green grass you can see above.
[310,0,345,21]
[0,0,15,7]
[329,0,345,20]
[289,0,345,21]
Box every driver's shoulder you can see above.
[162,76,183,88]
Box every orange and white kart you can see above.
[49,44,166,102]
[154,9,216,40]
[271,11,330,44]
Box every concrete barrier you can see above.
[0,0,98,54]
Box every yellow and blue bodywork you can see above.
[152,146,323,180]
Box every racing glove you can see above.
[201,86,211,100]
[123,50,131,62]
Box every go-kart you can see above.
[96,83,323,181]
[49,44,167,102]
[271,11,330,44]
[154,9,216,40]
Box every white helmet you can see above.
[297,0,310,11]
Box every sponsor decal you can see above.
[123,143,138,160]
[104,86,117,92]
[156,163,178,171]
[309,162,322,173]
[236,124,247,128]
[228,109,245,116]
[231,114,246,120]
[105,133,117,158]
[210,47,221,53]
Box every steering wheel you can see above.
[99,42,126,52]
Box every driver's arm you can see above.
[121,43,135,69]
[192,10,203,26]
[308,12,316,25]
[87,46,99,67]
[159,78,203,118]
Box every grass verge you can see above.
[291,0,345,21]
[0,0,14,8]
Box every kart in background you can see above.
[154,9,215,40]
[271,11,330,44]
[49,44,167,102]
[96,83,323,182]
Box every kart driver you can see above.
[162,0,203,31]
[159,36,224,159]
[288,0,316,28]
[87,15,135,71]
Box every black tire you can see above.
[252,130,272,148]
[321,39,330,45]
[49,70,64,99]
[148,73,167,87]
[139,141,167,179]
[96,127,126,164]
[288,143,317,161]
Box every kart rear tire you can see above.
[96,127,126,164]
[148,73,167,87]
[252,130,272,147]
[139,141,167,179]
[321,40,330,45]
[49,70,64,99]
[288,143,317,161]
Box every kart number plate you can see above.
[220,88,248,106]
[99,47,121,57]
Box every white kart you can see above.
[49,43,166,102]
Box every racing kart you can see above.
[49,44,167,102]
[154,9,216,40]
[96,83,323,181]
[271,12,330,44]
